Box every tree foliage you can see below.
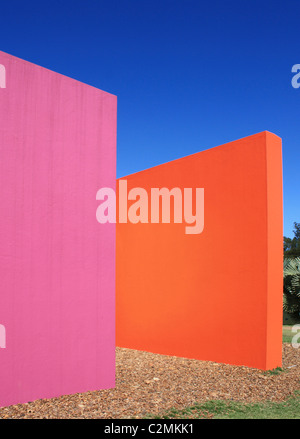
[283,223,300,316]
[283,257,300,315]
[284,222,300,257]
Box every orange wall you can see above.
[116,132,283,370]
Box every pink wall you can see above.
[0,51,117,407]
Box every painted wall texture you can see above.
[0,51,117,407]
[116,132,283,370]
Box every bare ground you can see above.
[0,344,299,419]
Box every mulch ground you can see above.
[0,344,299,419]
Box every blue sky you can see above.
[0,0,299,237]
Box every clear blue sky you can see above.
[1,0,299,237]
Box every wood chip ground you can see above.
[0,344,299,419]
